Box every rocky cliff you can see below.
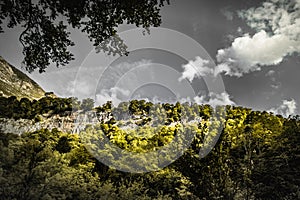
[0,56,45,100]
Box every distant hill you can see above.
[0,56,45,100]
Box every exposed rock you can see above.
[0,111,101,135]
[0,56,45,100]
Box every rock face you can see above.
[0,111,100,135]
[0,56,45,100]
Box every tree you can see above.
[69,97,81,111]
[80,98,94,111]
[0,0,170,73]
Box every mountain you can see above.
[0,56,45,100]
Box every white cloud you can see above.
[178,56,212,82]
[95,87,130,106]
[215,0,300,77]
[194,92,235,107]
[176,56,236,108]
[216,30,300,77]
[64,59,153,103]
[238,0,300,41]
[237,27,243,34]
[268,99,297,117]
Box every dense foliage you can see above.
[0,96,94,120]
[0,99,299,199]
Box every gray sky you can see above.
[0,0,299,116]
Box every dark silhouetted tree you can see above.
[0,0,170,73]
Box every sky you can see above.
[0,0,299,117]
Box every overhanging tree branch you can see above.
[0,0,170,73]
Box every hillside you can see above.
[0,56,45,100]
[0,99,299,199]
[0,98,299,199]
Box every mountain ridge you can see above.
[0,56,45,100]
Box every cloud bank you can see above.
[180,0,300,82]
[178,56,212,82]
[216,0,300,77]
[95,87,130,106]
[268,99,297,117]
[194,92,235,107]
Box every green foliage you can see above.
[162,102,182,124]
[0,0,170,73]
[128,100,153,116]
[0,96,97,120]
[0,100,299,199]
[0,129,193,199]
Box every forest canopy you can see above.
[0,96,299,199]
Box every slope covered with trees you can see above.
[0,99,299,199]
